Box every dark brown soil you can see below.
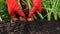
[0,19,60,34]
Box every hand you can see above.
[29,0,42,17]
[6,0,25,17]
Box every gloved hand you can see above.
[29,0,42,17]
[6,0,25,17]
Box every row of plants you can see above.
[0,0,60,21]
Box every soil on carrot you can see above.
[0,19,60,34]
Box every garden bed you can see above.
[0,19,60,34]
[0,0,60,34]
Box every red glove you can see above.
[6,0,25,17]
[29,0,42,17]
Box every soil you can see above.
[0,19,60,34]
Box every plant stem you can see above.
[18,0,22,10]
[0,17,2,21]
[36,11,44,19]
